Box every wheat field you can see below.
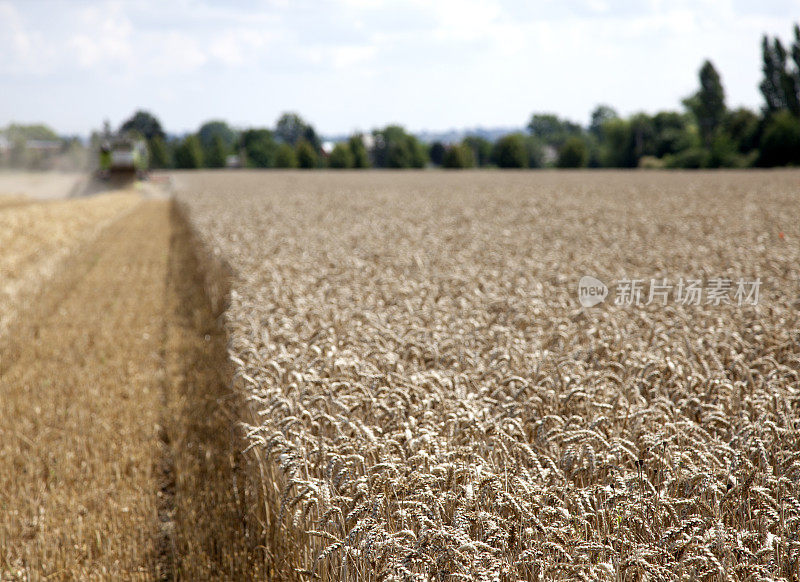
[171,170,800,581]
[0,193,139,335]
[0,193,261,580]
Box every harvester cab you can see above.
[98,134,148,181]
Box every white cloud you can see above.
[0,1,53,74]
[147,31,208,72]
[423,0,504,42]
[331,45,378,69]
[585,0,610,13]
[209,29,271,67]
[1,0,799,135]
[68,3,134,68]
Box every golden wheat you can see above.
[0,193,140,335]
[175,169,800,581]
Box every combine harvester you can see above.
[70,131,151,197]
[98,134,148,185]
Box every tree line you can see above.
[0,124,88,171]
[119,24,800,170]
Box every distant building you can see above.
[0,135,10,165]
[0,138,64,169]
[25,139,61,153]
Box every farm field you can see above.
[0,192,140,335]
[0,189,261,580]
[0,172,84,200]
[0,200,171,579]
[175,170,800,581]
[0,170,798,581]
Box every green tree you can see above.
[792,23,800,114]
[408,140,428,168]
[348,134,370,168]
[595,113,667,167]
[147,136,171,169]
[652,111,694,157]
[3,124,61,169]
[387,141,413,168]
[296,140,318,168]
[589,105,618,138]
[463,136,492,166]
[275,113,321,151]
[761,36,789,113]
[684,60,726,147]
[6,123,60,141]
[663,143,709,169]
[600,119,642,168]
[120,110,165,140]
[205,134,228,168]
[173,135,203,169]
[275,112,304,144]
[328,142,354,168]
[442,143,475,168]
[198,120,237,151]
[668,149,710,168]
[491,134,528,168]
[241,129,278,168]
[758,110,800,166]
[759,27,800,116]
[557,136,588,168]
[527,113,582,147]
[372,126,427,168]
[723,108,760,154]
[708,132,747,168]
[429,141,446,166]
[275,143,298,168]
[9,137,27,168]
[629,113,658,159]
[585,134,603,168]
[524,136,546,168]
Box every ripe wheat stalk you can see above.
[177,170,800,581]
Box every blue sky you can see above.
[1,0,798,136]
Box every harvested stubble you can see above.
[0,195,266,581]
[175,170,800,581]
[0,172,83,201]
[0,193,140,334]
[0,200,170,579]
